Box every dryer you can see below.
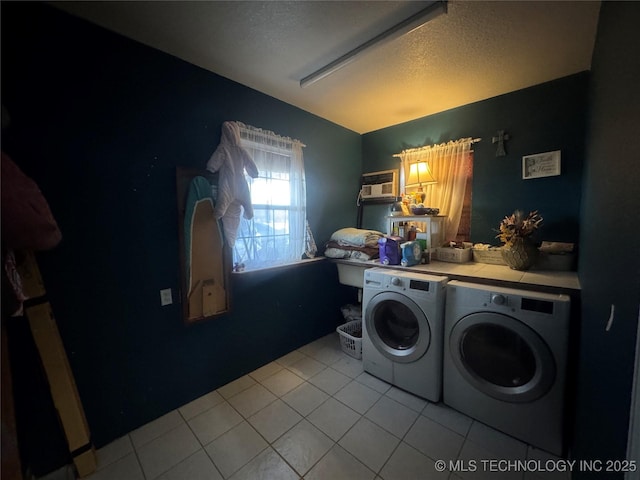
[443,280,571,456]
[362,268,448,401]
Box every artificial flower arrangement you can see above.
[496,210,543,246]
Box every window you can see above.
[456,155,473,242]
[398,138,475,242]
[233,123,307,270]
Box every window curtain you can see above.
[236,122,306,268]
[398,138,474,241]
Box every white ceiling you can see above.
[52,1,601,134]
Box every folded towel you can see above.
[329,228,385,248]
[325,240,379,257]
[324,247,377,262]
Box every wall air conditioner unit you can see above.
[360,169,398,200]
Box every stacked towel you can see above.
[329,227,385,247]
[324,227,385,261]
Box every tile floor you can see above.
[85,333,570,480]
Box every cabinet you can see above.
[386,215,446,254]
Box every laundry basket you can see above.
[337,320,363,359]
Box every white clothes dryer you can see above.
[443,280,571,456]
[362,268,448,401]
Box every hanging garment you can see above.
[1,151,62,316]
[2,250,27,317]
[1,152,61,250]
[206,121,259,247]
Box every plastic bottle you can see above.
[398,222,406,239]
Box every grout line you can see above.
[96,336,548,480]
[196,448,226,480]
[374,394,430,476]
[266,350,365,477]
[130,438,148,480]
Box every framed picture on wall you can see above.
[522,150,561,179]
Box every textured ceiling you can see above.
[52,1,601,134]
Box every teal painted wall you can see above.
[574,2,640,477]
[361,73,588,246]
[1,2,361,469]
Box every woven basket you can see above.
[472,247,507,265]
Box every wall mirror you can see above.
[176,167,231,324]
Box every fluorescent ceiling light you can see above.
[300,1,448,88]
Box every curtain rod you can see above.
[392,137,481,158]
[237,121,306,148]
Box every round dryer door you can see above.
[449,312,555,403]
[365,291,430,363]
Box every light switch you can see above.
[160,288,173,306]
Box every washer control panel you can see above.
[363,268,447,299]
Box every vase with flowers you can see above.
[496,210,543,270]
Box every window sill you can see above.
[231,256,326,275]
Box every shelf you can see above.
[359,198,398,205]
[387,215,447,254]
[386,215,447,221]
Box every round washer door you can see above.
[449,312,556,403]
[365,291,430,363]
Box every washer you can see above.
[362,268,448,401]
[443,280,571,455]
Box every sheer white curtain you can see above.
[235,122,306,269]
[398,138,474,241]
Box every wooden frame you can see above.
[522,150,561,180]
[176,167,232,324]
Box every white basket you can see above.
[435,247,472,263]
[336,320,363,359]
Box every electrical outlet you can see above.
[160,288,172,306]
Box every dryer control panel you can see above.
[488,291,557,314]
[521,297,555,314]
[410,279,431,292]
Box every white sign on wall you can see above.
[522,150,561,180]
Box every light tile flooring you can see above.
[85,333,570,480]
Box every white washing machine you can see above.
[443,280,571,456]
[362,268,448,401]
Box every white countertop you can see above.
[332,258,581,292]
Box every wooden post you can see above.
[18,251,96,477]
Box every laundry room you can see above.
[1,2,639,480]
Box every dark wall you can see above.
[361,74,588,244]
[1,1,360,464]
[5,1,639,477]
[574,2,640,477]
